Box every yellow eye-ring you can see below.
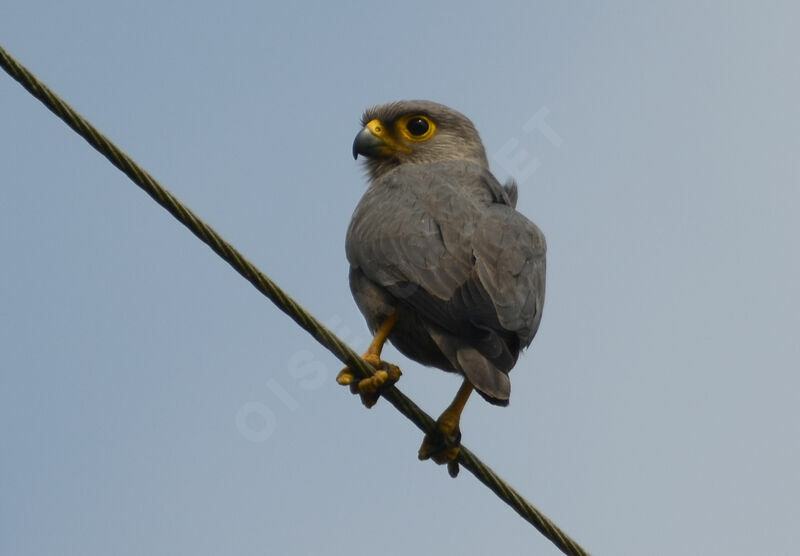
[397,115,436,142]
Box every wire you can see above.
[1,43,589,556]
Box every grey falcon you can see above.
[338,100,546,476]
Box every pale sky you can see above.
[2,2,799,555]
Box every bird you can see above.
[338,100,546,476]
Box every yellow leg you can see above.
[362,312,398,366]
[336,313,401,407]
[419,379,474,477]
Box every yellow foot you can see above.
[418,416,462,478]
[336,353,401,408]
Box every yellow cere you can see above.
[364,118,411,155]
[365,119,389,139]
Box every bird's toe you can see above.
[418,419,462,478]
[336,360,401,408]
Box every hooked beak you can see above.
[352,119,408,159]
[352,126,386,159]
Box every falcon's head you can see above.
[353,100,489,180]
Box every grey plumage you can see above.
[348,100,546,405]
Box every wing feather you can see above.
[346,160,545,357]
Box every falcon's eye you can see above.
[398,115,436,142]
[406,117,429,136]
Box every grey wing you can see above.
[425,202,545,403]
[472,205,546,347]
[346,165,478,303]
[347,162,544,346]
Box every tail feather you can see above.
[457,346,510,405]
[427,327,511,406]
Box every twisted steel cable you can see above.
[1,43,589,556]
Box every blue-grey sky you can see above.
[2,2,799,555]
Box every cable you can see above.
[1,43,589,556]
